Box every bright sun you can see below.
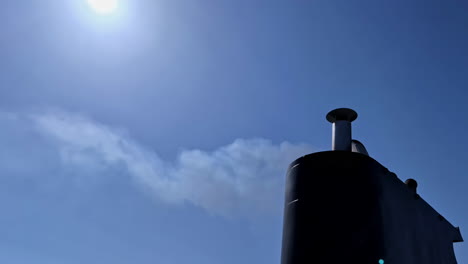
[87,0,118,14]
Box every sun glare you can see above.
[87,0,118,15]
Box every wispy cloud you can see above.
[25,111,313,217]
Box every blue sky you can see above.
[0,0,467,263]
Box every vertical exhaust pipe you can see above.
[326,108,358,151]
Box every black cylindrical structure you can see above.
[281,151,386,264]
[281,108,463,263]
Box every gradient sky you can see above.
[0,0,467,263]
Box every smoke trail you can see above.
[32,111,313,216]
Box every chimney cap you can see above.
[326,108,358,123]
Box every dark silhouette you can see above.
[281,108,463,264]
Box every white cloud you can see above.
[31,111,313,217]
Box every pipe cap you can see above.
[326,108,358,123]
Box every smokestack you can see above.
[326,108,358,151]
[281,108,463,264]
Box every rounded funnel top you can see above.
[326,108,358,123]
